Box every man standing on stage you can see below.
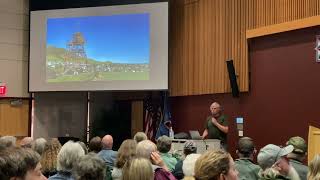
[201,102,229,149]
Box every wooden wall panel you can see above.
[0,99,29,136]
[169,0,248,96]
[169,0,320,96]
[131,101,143,137]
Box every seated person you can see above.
[286,136,308,180]
[257,144,300,180]
[157,135,178,172]
[136,140,176,180]
[172,140,197,179]
[194,150,238,180]
[0,147,47,180]
[73,153,106,180]
[97,135,117,169]
[235,137,261,180]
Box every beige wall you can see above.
[0,0,29,97]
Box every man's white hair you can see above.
[57,141,85,171]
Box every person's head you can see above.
[32,138,47,156]
[184,140,197,156]
[133,132,148,143]
[122,157,154,180]
[88,136,102,153]
[116,139,137,168]
[20,137,33,148]
[136,140,157,160]
[101,135,113,150]
[210,102,222,117]
[40,138,61,173]
[257,144,293,176]
[182,154,201,177]
[0,136,16,148]
[73,153,106,180]
[286,136,307,162]
[194,150,238,180]
[0,147,47,180]
[57,141,85,172]
[236,137,255,159]
[308,154,320,180]
[156,135,172,153]
[77,141,88,154]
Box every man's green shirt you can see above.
[235,158,261,180]
[204,114,228,143]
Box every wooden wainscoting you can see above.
[0,99,30,136]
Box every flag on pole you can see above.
[156,91,173,139]
[144,97,155,140]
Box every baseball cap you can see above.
[286,136,307,154]
[257,144,294,170]
[184,140,197,152]
[238,137,254,154]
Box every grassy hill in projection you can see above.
[46,46,149,82]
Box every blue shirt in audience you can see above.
[98,149,117,168]
[48,171,74,180]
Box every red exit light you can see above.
[0,84,6,96]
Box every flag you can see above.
[156,91,172,139]
[144,96,163,141]
[144,97,154,140]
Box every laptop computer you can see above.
[189,130,202,140]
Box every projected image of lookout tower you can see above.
[46,13,150,82]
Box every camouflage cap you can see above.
[286,136,307,154]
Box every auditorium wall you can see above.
[172,26,320,158]
[0,0,30,137]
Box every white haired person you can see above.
[48,141,85,180]
[73,153,106,180]
[136,140,176,180]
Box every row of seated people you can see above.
[0,132,319,180]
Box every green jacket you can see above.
[289,159,307,180]
[235,158,261,180]
[160,152,178,172]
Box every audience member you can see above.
[0,135,16,148]
[73,153,106,180]
[308,154,320,180]
[98,134,118,169]
[136,140,176,180]
[182,154,201,178]
[112,139,137,180]
[77,141,88,154]
[48,141,85,180]
[134,132,148,143]
[157,135,178,172]
[257,144,300,180]
[88,136,102,153]
[194,150,238,180]
[286,136,308,180]
[235,137,261,180]
[32,138,47,155]
[20,137,34,148]
[172,140,197,179]
[122,157,154,180]
[0,147,47,180]
[41,138,61,178]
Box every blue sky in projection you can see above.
[47,13,150,64]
